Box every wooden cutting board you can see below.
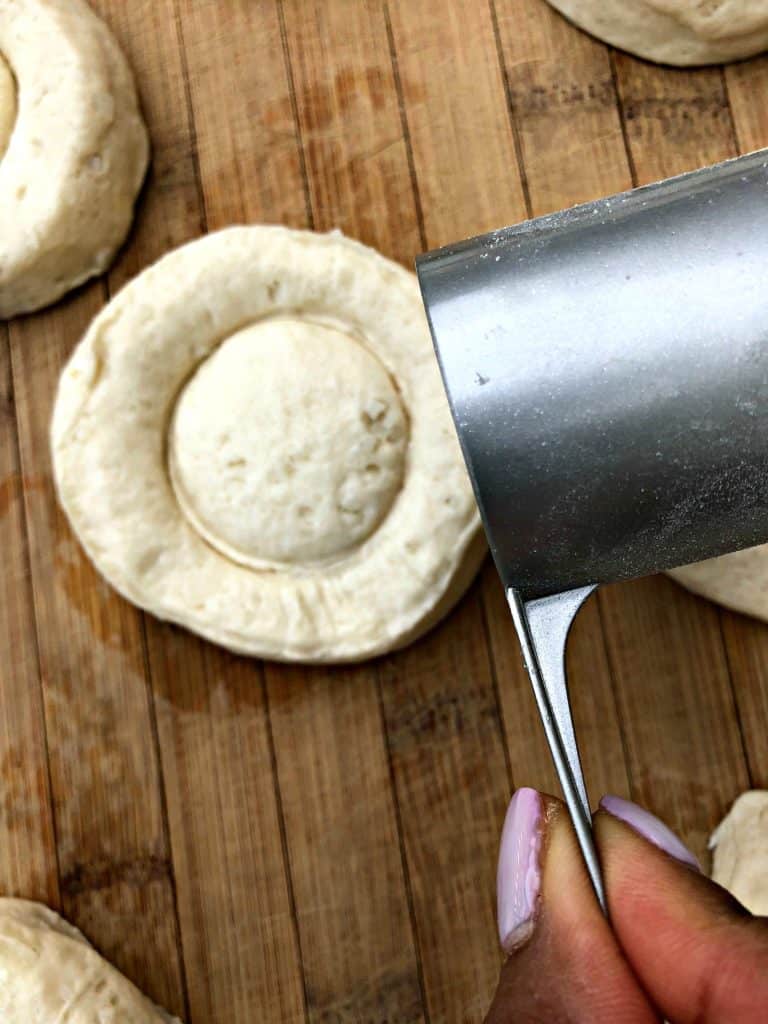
[2,1,767,1020]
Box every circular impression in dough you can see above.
[0,0,149,319]
[0,898,181,1021]
[710,790,768,915]
[545,0,768,66]
[52,226,485,663]
[668,545,768,622]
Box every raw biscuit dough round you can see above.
[669,546,768,622]
[52,226,485,663]
[545,0,768,66]
[0,0,149,319]
[710,791,768,914]
[0,899,181,1022]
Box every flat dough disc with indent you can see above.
[0,0,149,318]
[710,791,768,914]
[0,899,181,1022]
[52,226,485,663]
[545,0,768,65]
[669,545,768,622]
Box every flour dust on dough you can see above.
[545,0,768,65]
[0,0,149,318]
[710,791,768,915]
[0,899,181,1022]
[669,546,768,622]
[52,226,485,663]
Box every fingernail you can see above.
[497,787,544,953]
[600,795,701,871]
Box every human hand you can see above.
[485,789,768,1022]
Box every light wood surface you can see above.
[2,1,767,1020]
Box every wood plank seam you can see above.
[89,141,194,1024]
[171,0,211,233]
[9,280,113,897]
[719,68,744,155]
[273,3,426,1013]
[153,7,279,1011]
[488,0,534,221]
[254,14,325,1016]
[260,677,311,1024]
[715,615,756,786]
[2,322,60,902]
[212,696,248,996]
[382,1,428,252]
[98,238,191,1024]
[105,3,302,1012]
[373,665,433,1024]
[91,101,192,1020]
[153,7,308,1017]
[476,597,516,787]
[275,0,315,231]
[19,246,92,930]
[593,598,644,802]
[607,50,639,186]
[137,617,192,1021]
[384,0,519,804]
[376,6,524,1015]
[174,3,408,1018]
[271,7,398,1021]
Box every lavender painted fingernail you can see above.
[497,787,544,953]
[600,795,701,872]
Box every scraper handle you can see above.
[507,586,607,914]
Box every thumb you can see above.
[486,788,658,1023]
[596,795,768,1023]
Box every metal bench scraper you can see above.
[416,148,768,910]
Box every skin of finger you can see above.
[595,809,768,1024]
[485,797,660,1024]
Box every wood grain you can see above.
[282,0,421,260]
[148,633,305,1023]
[379,4,526,1018]
[0,330,57,904]
[718,611,768,788]
[377,595,508,1023]
[272,5,426,1020]
[143,2,306,1020]
[5,0,191,1005]
[493,0,628,214]
[268,664,422,1024]
[387,0,525,246]
[0,2,766,1021]
[614,55,736,180]
[176,0,308,230]
[10,265,184,1018]
[10,287,186,1009]
[726,56,768,154]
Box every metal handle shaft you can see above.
[507,586,606,913]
